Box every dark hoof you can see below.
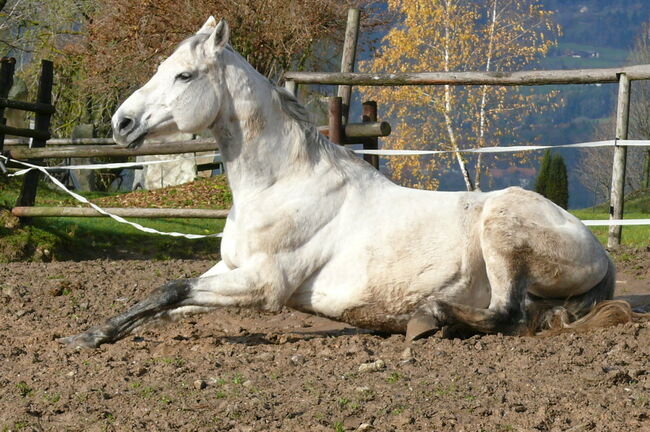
[57,326,109,349]
[405,312,440,342]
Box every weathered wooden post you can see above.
[362,101,379,169]
[607,73,631,249]
[328,96,343,145]
[337,8,360,125]
[0,57,16,159]
[16,60,54,209]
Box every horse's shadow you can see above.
[220,327,379,346]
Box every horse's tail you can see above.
[526,254,641,335]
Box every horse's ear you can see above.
[197,16,217,35]
[208,19,230,53]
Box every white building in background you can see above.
[132,132,197,190]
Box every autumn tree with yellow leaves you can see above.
[360,0,559,190]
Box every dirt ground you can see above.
[0,253,649,431]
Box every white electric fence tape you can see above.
[1,155,223,239]
[353,139,650,156]
[3,138,650,237]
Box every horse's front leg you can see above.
[58,258,288,348]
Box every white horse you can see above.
[61,17,626,348]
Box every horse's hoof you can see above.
[57,326,107,349]
[405,312,440,342]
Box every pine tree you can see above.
[549,154,569,209]
[535,150,569,209]
[535,150,552,197]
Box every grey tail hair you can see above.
[526,254,643,335]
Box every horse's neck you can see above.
[210,53,343,202]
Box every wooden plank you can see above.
[8,140,220,159]
[328,96,343,145]
[0,98,55,114]
[16,60,53,210]
[337,8,360,124]
[11,206,230,219]
[608,73,631,248]
[0,124,51,140]
[317,121,391,140]
[285,64,650,86]
[4,137,216,146]
[362,101,379,169]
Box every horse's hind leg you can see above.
[407,216,530,341]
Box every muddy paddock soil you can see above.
[0,259,648,431]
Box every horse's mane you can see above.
[272,87,362,170]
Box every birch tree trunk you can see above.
[443,0,474,191]
[475,0,498,190]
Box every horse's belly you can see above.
[286,252,489,333]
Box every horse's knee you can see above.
[146,279,193,308]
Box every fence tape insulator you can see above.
[3,138,650,238]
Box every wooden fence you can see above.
[285,65,650,249]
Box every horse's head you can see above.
[112,17,230,148]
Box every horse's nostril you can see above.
[118,117,135,134]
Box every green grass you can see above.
[571,189,650,247]
[572,210,650,246]
[0,176,224,261]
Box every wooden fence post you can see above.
[0,57,16,159]
[337,8,360,125]
[607,73,631,249]
[362,101,379,169]
[328,96,343,145]
[16,60,54,210]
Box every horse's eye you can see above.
[175,72,193,82]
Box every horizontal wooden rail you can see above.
[285,64,650,86]
[4,137,217,147]
[11,206,230,219]
[0,124,50,140]
[5,137,116,146]
[0,98,55,114]
[7,140,220,159]
[317,121,391,140]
